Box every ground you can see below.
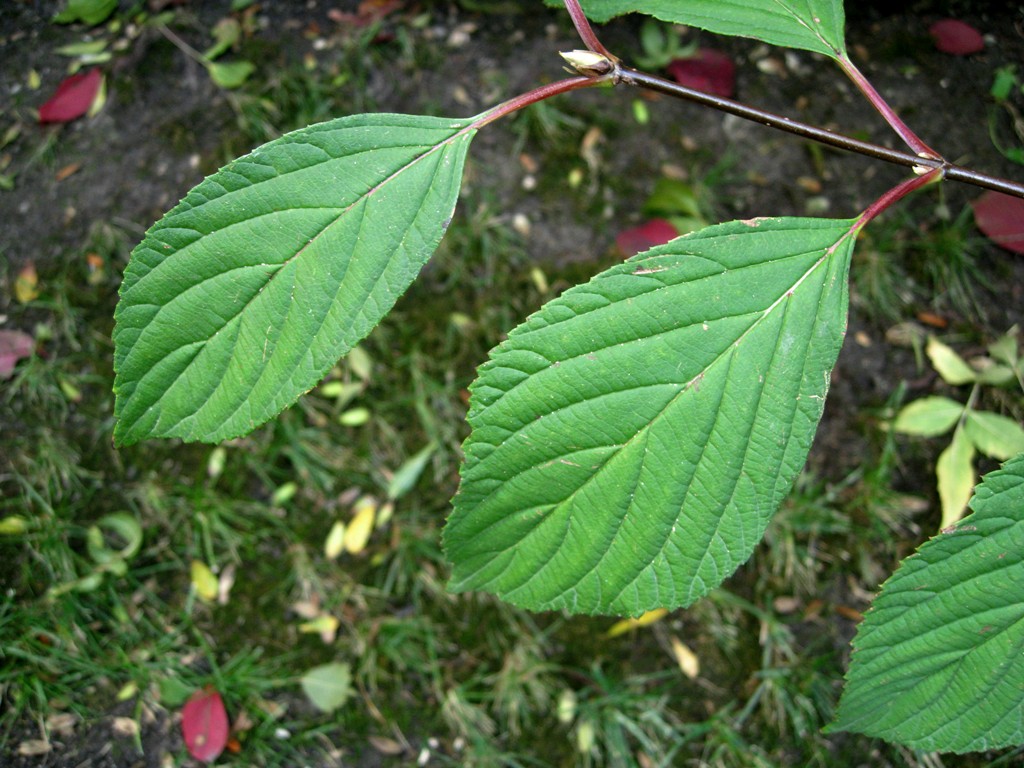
[1,0,1023,766]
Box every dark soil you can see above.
[2,0,1022,765]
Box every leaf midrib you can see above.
[465,246,832,511]
[473,245,826,415]
[770,0,842,55]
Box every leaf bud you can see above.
[559,49,614,77]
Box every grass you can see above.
[3,3,1023,766]
[850,191,991,325]
[3,179,956,766]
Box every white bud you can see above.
[559,49,613,77]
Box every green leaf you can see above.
[158,676,194,707]
[388,442,437,500]
[205,60,255,89]
[190,560,219,602]
[643,178,704,220]
[964,410,1024,460]
[0,515,29,535]
[204,18,241,62]
[113,113,476,445]
[926,336,976,385]
[300,662,352,713]
[892,395,963,437]
[937,427,975,529]
[828,453,1024,753]
[85,512,143,565]
[988,326,1019,368]
[976,363,1015,387]
[55,40,109,57]
[445,216,857,615]
[54,0,117,25]
[546,0,847,58]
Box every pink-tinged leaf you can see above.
[0,330,34,379]
[39,69,102,124]
[929,19,984,56]
[616,219,679,255]
[667,50,736,98]
[972,191,1024,254]
[181,686,229,763]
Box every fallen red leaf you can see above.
[929,19,984,56]
[181,686,229,763]
[39,69,102,124]
[328,0,402,28]
[972,191,1024,254]
[616,219,679,256]
[667,49,736,98]
[0,330,34,379]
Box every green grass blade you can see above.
[113,113,476,445]
[551,0,847,58]
[829,453,1024,753]
[445,217,857,615]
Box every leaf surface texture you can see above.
[549,0,847,58]
[114,113,475,444]
[445,217,857,615]
[830,453,1024,753]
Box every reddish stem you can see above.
[854,167,945,232]
[826,169,943,257]
[563,0,615,59]
[838,55,941,160]
[472,75,605,130]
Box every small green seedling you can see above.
[893,330,1024,527]
[989,64,1024,165]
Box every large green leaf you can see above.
[113,113,476,445]
[445,217,858,615]
[548,0,847,58]
[829,453,1024,753]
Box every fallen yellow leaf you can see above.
[190,560,218,602]
[344,497,376,554]
[15,262,39,304]
[324,520,346,560]
[669,635,700,679]
[606,608,668,638]
[298,614,339,643]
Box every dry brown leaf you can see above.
[111,716,139,737]
[518,153,538,174]
[772,596,800,615]
[835,604,864,622]
[18,739,52,756]
[804,598,824,619]
[369,735,405,755]
[917,310,948,329]
[46,712,77,736]
[292,598,321,619]
[55,162,82,181]
[217,563,236,605]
